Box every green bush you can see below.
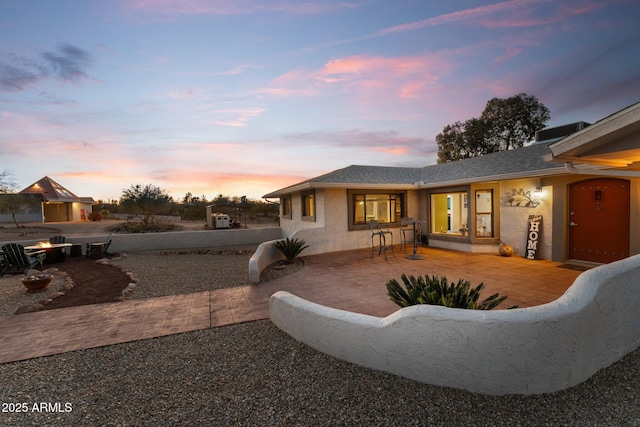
[274,237,309,263]
[107,221,180,234]
[386,274,515,310]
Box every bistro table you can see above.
[401,217,426,260]
[24,243,73,264]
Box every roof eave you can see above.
[415,167,568,189]
[262,167,568,197]
[548,102,640,165]
[263,181,417,198]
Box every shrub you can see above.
[107,221,180,233]
[87,212,103,221]
[274,237,309,263]
[386,274,515,310]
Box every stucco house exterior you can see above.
[0,176,95,223]
[264,102,640,265]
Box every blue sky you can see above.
[1,0,639,202]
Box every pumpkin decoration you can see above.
[499,241,514,257]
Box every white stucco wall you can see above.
[70,202,94,222]
[269,254,640,395]
[279,188,419,256]
[499,179,553,259]
[10,227,282,254]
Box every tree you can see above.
[119,184,172,226]
[0,171,40,227]
[0,194,41,228]
[436,119,489,163]
[0,170,15,194]
[436,93,550,163]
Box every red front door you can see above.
[568,178,630,263]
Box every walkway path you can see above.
[0,247,582,364]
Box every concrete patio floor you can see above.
[0,245,583,364]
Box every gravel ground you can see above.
[0,269,70,316]
[0,249,639,425]
[109,247,258,299]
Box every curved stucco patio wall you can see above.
[269,254,640,395]
[248,238,286,284]
[249,227,336,283]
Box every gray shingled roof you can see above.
[312,165,423,184]
[264,143,564,197]
[417,142,561,185]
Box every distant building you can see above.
[0,176,95,223]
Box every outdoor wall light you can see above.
[534,186,543,198]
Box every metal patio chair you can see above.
[370,220,394,260]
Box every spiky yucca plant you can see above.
[386,274,515,310]
[274,237,309,264]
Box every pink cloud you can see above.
[493,47,524,64]
[208,107,266,127]
[377,0,548,35]
[373,147,411,156]
[144,168,309,199]
[480,0,606,28]
[263,53,449,103]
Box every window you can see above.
[430,192,468,235]
[281,195,291,219]
[352,192,404,226]
[301,190,315,221]
[475,190,493,237]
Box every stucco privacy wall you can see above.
[11,227,282,253]
[269,254,640,395]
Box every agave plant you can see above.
[386,273,515,310]
[274,237,309,264]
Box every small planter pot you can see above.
[21,274,53,292]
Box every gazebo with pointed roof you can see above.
[15,176,95,222]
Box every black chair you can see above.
[0,243,46,275]
[86,233,113,258]
[49,235,66,244]
[369,220,394,260]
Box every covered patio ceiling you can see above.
[548,102,640,170]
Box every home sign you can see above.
[525,215,543,260]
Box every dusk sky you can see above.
[1,0,639,202]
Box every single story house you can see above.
[0,176,95,223]
[264,102,640,265]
